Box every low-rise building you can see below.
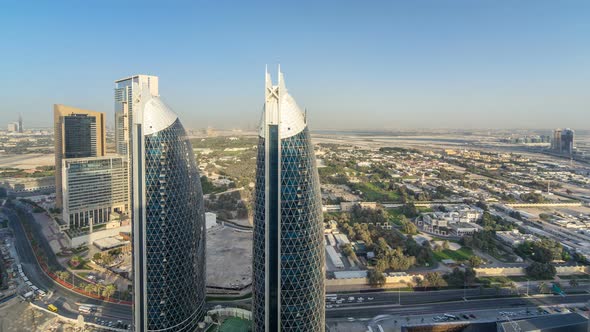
[496,229,540,247]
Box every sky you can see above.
[0,0,588,131]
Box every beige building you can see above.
[54,104,105,208]
[62,156,129,230]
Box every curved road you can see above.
[2,206,132,325]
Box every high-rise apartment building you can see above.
[561,128,575,155]
[131,91,206,331]
[62,156,128,229]
[252,69,325,331]
[18,113,23,133]
[552,128,575,155]
[54,104,105,208]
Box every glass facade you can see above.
[63,114,97,158]
[139,117,206,331]
[253,127,325,332]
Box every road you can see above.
[2,205,133,326]
[326,293,590,319]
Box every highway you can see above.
[2,205,133,326]
[326,293,590,319]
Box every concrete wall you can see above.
[475,265,589,277]
[325,274,422,288]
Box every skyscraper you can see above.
[54,105,105,209]
[18,113,23,133]
[114,75,159,157]
[252,68,325,332]
[131,91,206,331]
[561,128,575,155]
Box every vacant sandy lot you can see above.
[206,226,252,289]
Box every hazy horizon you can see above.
[1,1,588,130]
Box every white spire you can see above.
[259,66,306,139]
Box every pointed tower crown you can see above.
[259,67,306,139]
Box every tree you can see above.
[102,284,116,300]
[400,220,417,235]
[94,284,103,296]
[93,252,102,262]
[58,271,70,281]
[367,269,386,287]
[340,244,358,261]
[401,203,418,218]
[569,278,579,287]
[85,284,95,294]
[424,272,447,288]
[442,241,450,250]
[468,255,484,268]
[526,262,556,280]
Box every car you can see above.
[469,314,476,319]
[368,297,374,301]
[347,317,355,322]
[554,308,562,313]
[580,307,589,311]
[462,314,470,319]
[326,305,333,308]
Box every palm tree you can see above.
[569,278,579,287]
[84,284,95,295]
[94,284,103,296]
[102,284,116,300]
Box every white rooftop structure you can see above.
[142,97,178,135]
[259,66,307,139]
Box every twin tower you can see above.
[131,69,325,332]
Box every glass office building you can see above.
[132,95,206,332]
[252,69,325,331]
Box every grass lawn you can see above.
[218,317,252,332]
[433,247,473,262]
[354,182,400,202]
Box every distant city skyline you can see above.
[0,1,588,130]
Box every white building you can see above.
[325,246,344,269]
[206,212,218,229]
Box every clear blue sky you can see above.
[0,0,588,130]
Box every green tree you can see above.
[102,284,116,300]
[526,262,556,280]
[58,271,70,281]
[400,220,417,235]
[569,278,579,287]
[367,269,386,287]
[340,244,358,261]
[424,272,447,288]
[84,284,95,294]
[468,255,484,268]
